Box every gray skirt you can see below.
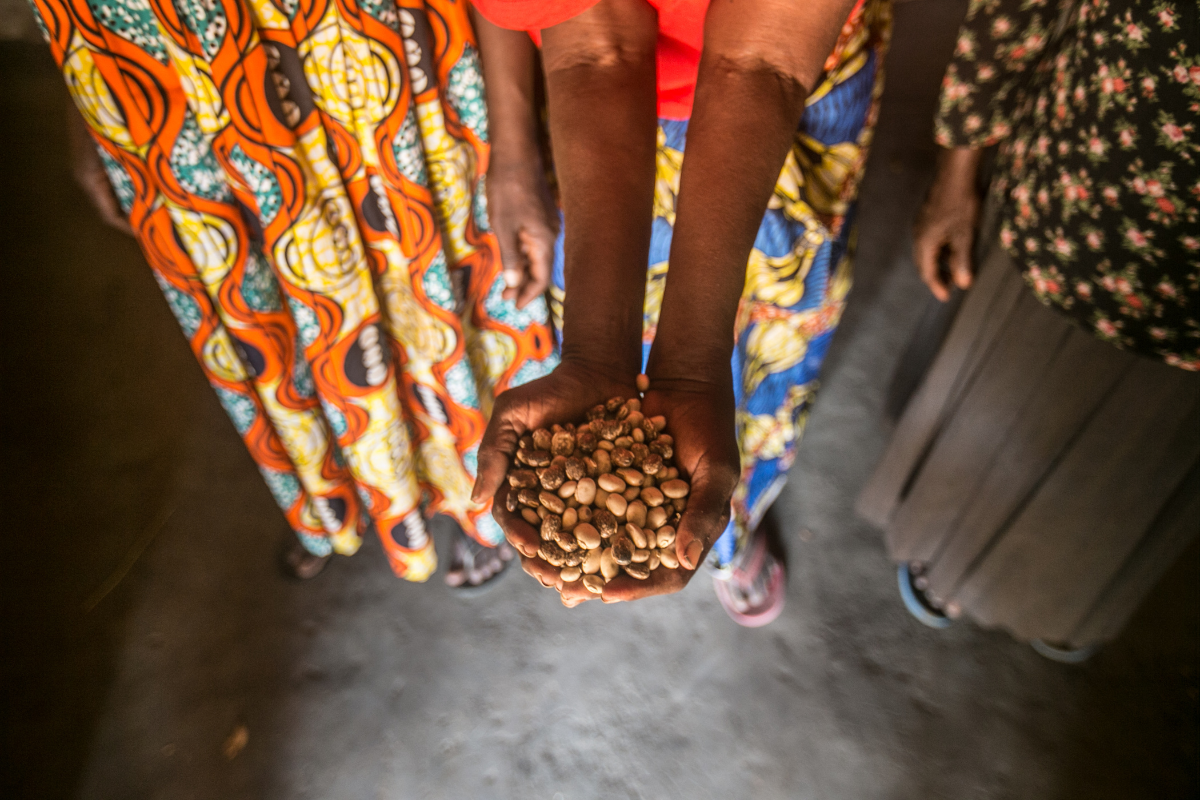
[857,243,1200,647]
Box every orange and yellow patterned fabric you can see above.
[28,0,558,580]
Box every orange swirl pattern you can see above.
[29,0,558,580]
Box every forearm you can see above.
[646,0,857,385]
[541,0,658,380]
[470,8,542,167]
[646,68,806,384]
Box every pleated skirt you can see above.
[858,243,1200,647]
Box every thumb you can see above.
[674,465,735,571]
[949,231,975,291]
[471,397,524,505]
[494,223,527,300]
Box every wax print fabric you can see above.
[29,0,558,580]
[549,0,893,563]
[937,0,1200,369]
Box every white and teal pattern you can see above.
[446,45,488,142]
[228,144,282,225]
[85,0,168,63]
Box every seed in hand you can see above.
[505,395,693,600]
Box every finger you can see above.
[515,227,555,309]
[949,232,975,291]
[493,488,541,557]
[912,228,950,303]
[494,221,529,302]
[472,396,524,504]
[601,565,689,602]
[559,578,596,606]
[674,469,735,572]
[519,554,559,588]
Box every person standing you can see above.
[39,0,557,588]
[469,0,892,624]
[858,0,1199,656]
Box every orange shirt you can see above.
[470,0,708,119]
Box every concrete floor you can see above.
[1,2,1198,798]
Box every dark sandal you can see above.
[281,537,332,580]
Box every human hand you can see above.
[487,158,557,309]
[472,361,639,587]
[67,102,133,236]
[912,146,983,302]
[553,376,739,608]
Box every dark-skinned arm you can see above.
[470,8,557,308]
[471,0,658,516]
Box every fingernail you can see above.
[503,269,522,288]
[685,540,703,570]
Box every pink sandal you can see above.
[711,527,786,628]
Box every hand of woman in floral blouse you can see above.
[913,146,983,301]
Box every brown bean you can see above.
[552,527,577,552]
[574,477,597,505]
[574,523,602,549]
[597,473,626,493]
[551,430,575,457]
[674,496,687,512]
[632,428,645,443]
[587,404,607,421]
[648,551,661,570]
[583,456,599,478]
[517,488,540,507]
[648,415,666,432]
[606,493,628,517]
[582,548,602,575]
[594,488,610,510]
[596,419,622,441]
[651,442,674,460]
[537,505,549,520]
[561,507,578,531]
[612,448,634,468]
[626,411,644,429]
[611,537,633,565]
[539,491,566,515]
[594,449,612,474]
[575,431,598,453]
[626,500,648,528]
[557,480,577,499]
[614,436,634,449]
[605,396,625,413]
[646,505,668,529]
[540,514,561,541]
[658,547,679,569]
[641,487,665,508]
[641,453,663,475]
[538,542,567,567]
[564,457,586,481]
[593,509,617,538]
[505,491,519,513]
[622,487,640,502]
[626,523,648,549]
[626,398,642,413]
[617,468,644,486]
[521,508,540,525]
[661,479,690,499]
[539,465,566,491]
[560,565,581,582]
[631,548,650,563]
[518,434,533,450]
[532,429,553,451]
[624,563,650,580]
[508,469,539,489]
[525,449,552,467]
[563,549,584,567]
[578,505,594,523]
[596,440,615,451]
[600,548,619,579]
[656,525,676,548]
[582,574,606,594]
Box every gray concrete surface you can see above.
[1,2,1197,798]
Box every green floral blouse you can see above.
[937,0,1199,370]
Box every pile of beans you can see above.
[504,396,690,595]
